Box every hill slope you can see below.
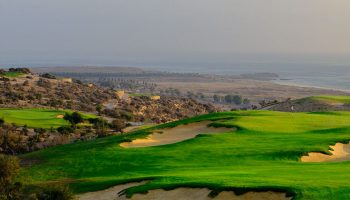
[0,68,216,123]
[269,96,350,112]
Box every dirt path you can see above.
[301,142,350,162]
[78,183,291,200]
[120,121,234,148]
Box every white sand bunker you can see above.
[120,121,234,148]
[78,183,291,200]
[301,142,350,162]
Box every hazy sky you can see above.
[1,0,350,66]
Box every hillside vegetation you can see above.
[19,110,350,199]
[0,68,216,123]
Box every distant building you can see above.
[115,90,125,98]
[61,78,73,83]
[150,95,161,100]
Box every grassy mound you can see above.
[271,95,350,112]
[310,95,350,104]
[19,111,350,199]
[0,108,97,128]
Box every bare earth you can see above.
[78,182,291,200]
[33,66,350,105]
[155,79,350,104]
[301,142,350,162]
[120,121,234,148]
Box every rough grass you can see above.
[0,108,97,128]
[19,110,350,199]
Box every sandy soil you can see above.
[33,66,350,108]
[301,142,350,162]
[78,184,291,200]
[155,79,350,104]
[120,121,234,148]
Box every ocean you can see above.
[141,64,350,92]
[2,58,350,91]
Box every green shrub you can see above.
[37,185,74,200]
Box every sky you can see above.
[1,0,350,67]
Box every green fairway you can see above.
[0,108,97,128]
[19,111,350,199]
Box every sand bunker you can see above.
[120,121,234,148]
[129,188,291,200]
[78,183,291,200]
[56,114,65,119]
[78,181,147,200]
[301,142,350,162]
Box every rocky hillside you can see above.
[0,68,114,112]
[103,96,216,123]
[269,96,350,112]
[0,68,217,123]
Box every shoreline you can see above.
[272,80,350,93]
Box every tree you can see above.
[111,119,126,133]
[224,95,243,105]
[34,128,46,136]
[23,80,30,86]
[0,154,21,200]
[89,118,108,137]
[243,98,250,104]
[57,127,73,135]
[213,95,220,103]
[232,95,243,105]
[96,104,103,115]
[0,125,23,155]
[63,112,83,128]
[22,125,29,135]
[224,95,233,104]
[0,154,19,185]
[37,185,74,200]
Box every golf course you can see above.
[18,110,350,199]
[0,108,97,128]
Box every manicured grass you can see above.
[310,95,350,104]
[2,71,24,77]
[0,108,97,128]
[19,111,350,199]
